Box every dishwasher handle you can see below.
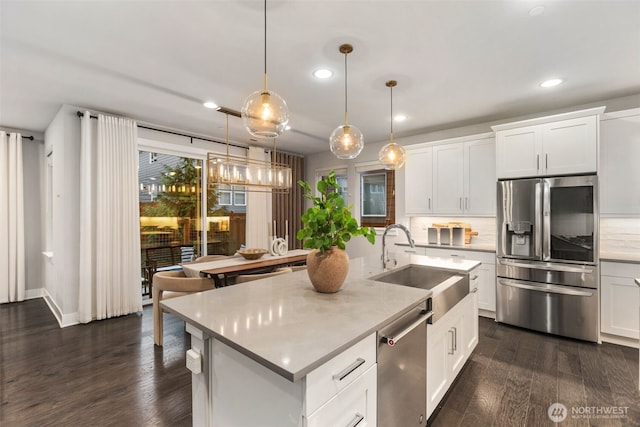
[381,310,432,347]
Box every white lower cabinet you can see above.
[601,262,640,340]
[426,279,479,419]
[207,333,377,427]
[306,364,377,427]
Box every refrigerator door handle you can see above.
[498,258,594,274]
[498,278,594,297]
[534,181,543,259]
[541,179,551,260]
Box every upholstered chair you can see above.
[152,271,214,346]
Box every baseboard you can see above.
[600,332,639,349]
[478,309,496,319]
[25,288,45,300]
[42,288,79,328]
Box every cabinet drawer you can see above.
[306,364,377,427]
[305,333,376,414]
[601,261,640,278]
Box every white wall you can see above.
[43,105,82,325]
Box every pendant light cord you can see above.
[344,51,348,125]
[389,84,394,141]
[263,0,268,91]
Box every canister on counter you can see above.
[427,227,439,244]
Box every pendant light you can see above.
[378,80,406,169]
[241,0,289,139]
[329,44,364,159]
[208,108,292,193]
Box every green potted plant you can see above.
[297,170,376,292]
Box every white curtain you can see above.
[0,132,25,303]
[78,113,142,322]
[245,146,272,249]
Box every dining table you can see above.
[182,249,310,287]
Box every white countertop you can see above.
[600,252,640,264]
[161,254,481,382]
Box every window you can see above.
[316,168,348,201]
[360,169,395,227]
[234,187,246,206]
[218,189,232,205]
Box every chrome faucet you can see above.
[382,224,415,269]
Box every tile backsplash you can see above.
[410,217,496,247]
[599,218,640,254]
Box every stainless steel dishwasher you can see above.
[378,299,432,426]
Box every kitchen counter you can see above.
[397,241,496,253]
[161,254,479,382]
[600,252,640,264]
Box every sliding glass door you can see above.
[138,151,246,298]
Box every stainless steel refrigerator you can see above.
[496,174,600,342]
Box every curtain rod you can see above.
[76,110,247,150]
[1,131,34,140]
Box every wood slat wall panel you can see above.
[272,152,304,250]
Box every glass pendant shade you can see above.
[378,79,405,170]
[329,124,364,159]
[378,141,406,170]
[241,89,289,139]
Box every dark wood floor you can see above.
[431,317,640,427]
[0,298,191,426]
[1,301,639,427]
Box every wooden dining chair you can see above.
[152,271,215,346]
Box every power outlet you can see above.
[186,349,202,374]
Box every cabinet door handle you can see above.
[459,197,463,210]
[471,287,478,293]
[545,153,548,170]
[471,275,478,281]
[346,413,365,427]
[453,327,458,352]
[428,197,431,210]
[448,329,455,355]
[537,154,540,171]
[465,197,469,210]
[332,358,366,381]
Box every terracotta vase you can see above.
[306,247,349,293]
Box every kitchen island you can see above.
[161,254,480,426]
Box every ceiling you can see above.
[2,0,639,156]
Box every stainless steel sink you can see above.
[370,264,469,323]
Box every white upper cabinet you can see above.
[464,138,496,215]
[600,108,640,216]
[493,107,604,179]
[405,133,495,216]
[433,143,464,214]
[494,125,541,179]
[404,148,433,214]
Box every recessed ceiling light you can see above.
[528,6,545,17]
[203,101,218,109]
[394,114,407,122]
[540,78,564,88]
[313,69,333,79]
